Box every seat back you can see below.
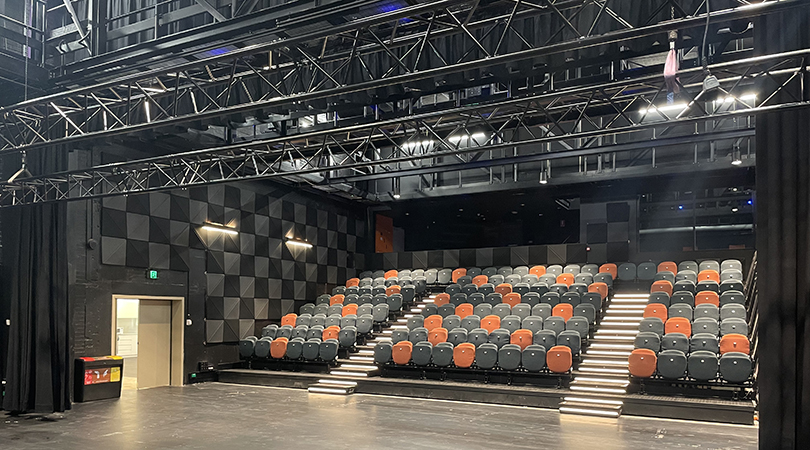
[533,330,556,349]
[649,292,670,307]
[455,303,474,319]
[720,333,750,355]
[448,328,468,347]
[486,292,503,306]
[461,315,481,331]
[467,267,482,278]
[654,271,676,285]
[481,315,501,333]
[473,303,493,318]
[532,303,552,320]
[512,303,531,320]
[346,278,360,288]
[693,317,719,335]
[643,303,668,322]
[356,315,374,334]
[695,291,720,307]
[565,317,589,339]
[437,269,452,284]
[522,292,541,306]
[392,341,414,365]
[546,346,573,373]
[342,304,358,316]
[322,326,340,341]
[634,332,661,353]
[719,352,753,383]
[461,283,478,296]
[505,274,522,286]
[697,280,720,293]
[492,303,512,319]
[438,304,455,318]
[720,318,748,336]
[637,262,657,280]
[675,271,697,285]
[544,316,566,335]
[330,294,345,306]
[639,317,665,336]
[495,283,513,296]
[442,314,461,330]
[598,263,617,280]
[546,265,563,276]
[650,280,673,297]
[574,304,596,325]
[588,282,609,300]
[690,333,720,353]
[529,265,546,277]
[629,348,657,378]
[668,303,693,321]
[340,315,357,329]
[665,317,692,336]
[556,273,575,287]
[661,332,690,353]
[678,261,699,273]
[575,273,594,285]
[424,314,444,332]
[501,315,522,333]
[698,269,721,283]
[408,327,428,343]
[489,274,505,286]
[530,282,549,296]
[582,292,602,311]
[522,274,539,285]
[618,263,637,280]
[521,316,544,333]
[472,275,489,287]
[671,291,694,307]
[453,343,476,368]
[694,304,720,321]
[699,260,720,273]
[269,337,289,359]
[553,304,573,322]
[483,267,498,277]
[720,303,746,321]
[372,304,389,322]
[428,327,448,346]
[561,292,581,306]
[512,283,530,297]
[503,292,522,308]
[657,261,678,274]
[281,313,297,327]
[479,283,495,295]
[541,292,560,306]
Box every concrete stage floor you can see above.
[0,383,757,449]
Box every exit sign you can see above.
[147,270,159,280]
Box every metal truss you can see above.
[1,46,806,207]
[1,0,803,154]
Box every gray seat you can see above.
[317,294,331,305]
[505,274,522,286]
[563,264,581,275]
[699,260,720,273]
[719,352,753,383]
[412,341,433,366]
[359,271,373,279]
[675,271,698,284]
[593,272,613,287]
[522,345,547,372]
[359,280,373,290]
[413,277,427,294]
[582,292,602,311]
[432,342,455,367]
[674,280,696,295]
[541,292,561,306]
[662,332,689,353]
[655,271,676,285]
[387,294,403,312]
[332,286,346,296]
[521,316,544,333]
[694,304,720,321]
[325,315,341,329]
[467,267,482,278]
[498,344,522,371]
[457,275,473,287]
[688,350,719,381]
[314,304,329,316]
[374,342,393,364]
[719,291,745,307]
[425,269,438,284]
[539,274,557,286]
[575,273,594,285]
[574,304,596,325]
[391,329,409,344]
[300,303,316,315]
[239,336,258,358]
[468,328,490,347]
[384,278,398,288]
[532,303,552,320]
[446,284,461,296]
[372,304,389,323]
[649,291,670,306]
[513,266,529,276]
[399,269,412,278]
[561,292,581,306]
[546,265,563,276]
[565,317,589,339]
[639,317,664,336]
[489,274,505,286]
[328,304,343,316]
[462,283,478,296]
[678,261,699,273]
[407,316,425,330]
[261,324,278,339]
[437,269,452,284]
[409,327,428,343]
[370,286,385,297]
[443,315,461,330]
[356,315,374,334]
[372,270,385,279]
[720,318,748,336]
[344,294,359,305]
[482,267,498,277]
[512,283,530,297]
[568,283,588,296]
[671,291,694,307]
[254,337,273,358]
[293,325,309,340]
[448,328,468,346]
[721,259,743,272]
[720,303,746,321]
[286,338,305,359]
[276,325,293,340]
[306,325,325,340]
[543,316,566,335]
[634,331,661,353]
[401,285,416,305]
[691,333,719,353]
[492,304,512,319]
[296,314,312,328]
[451,293,468,306]
[461,315,481,331]
[550,283,568,295]
[697,280,720,293]
[720,280,744,294]
[438,304,456,318]
[479,283,495,295]
[338,326,357,348]
[530,283,550,296]
[358,294,373,305]
[618,263,637,280]
[346,286,360,296]
[693,317,719,335]
[421,304,439,317]
[411,269,424,278]
[498,266,514,276]
[475,343,499,369]
[357,304,373,317]
[533,330,557,349]
[637,262,657,280]
[521,274,539,284]
[512,304,531,320]
[669,303,693,321]
[373,277,386,287]
[468,293,485,307]
[522,292,541,306]
[474,303,493,318]
[581,264,599,275]
[657,349,687,379]
[341,315,357,329]
[558,330,581,354]
[501,315,522,334]
[488,328,511,349]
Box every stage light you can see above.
[539,169,548,184]
[286,238,313,248]
[678,205,684,210]
[202,222,238,235]
[639,103,688,115]
[731,148,742,165]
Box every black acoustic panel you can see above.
[607,222,629,242]
[459,249,476,268]
[412,251,428,269]
[206,297,225,320]
[475,248,493,267]
[125,240,149,268]
[587,243,608,264]
[607,241,630,262]
[426,251,441,268]
[510,247,529,267]
[546,245,567,265]
[149,217,171,244]
[587,223,608,244]
[126,194,150,215]
[170,195,190,222]
[528,245,547,265]
[566,244,588,263]
[101,208,127,239]
[606,202,631,223]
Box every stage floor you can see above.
[0,383,756,449]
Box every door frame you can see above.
[111,294,185,387]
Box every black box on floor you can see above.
[74,357,124,402]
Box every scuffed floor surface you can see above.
[0,382,757,449]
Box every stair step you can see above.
[569,385,628,395]
[575,367,629,375]
[560,404,621,417]
[560,400,622,411]
[571,377,630,387]
[307,383,355,395]
[563,395,624,406]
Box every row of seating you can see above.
[419,302,598,325]
[441,272,614,290]
[401,313,588,342]
[617,260,744,281]
[629,348,752,383]
[394,320,584,349]
[651,278,741,298]
[239,335,341,361]
[646,289,744,307]
[651,269,743,286]
[375,341,573,374]
[433,291,604,310]
[639,316,748,338]
[281,304,391,328]
[315,293,408,312]
[644,302,747,325]
[635,331,750,356]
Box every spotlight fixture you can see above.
[392,177,401,199]
[286,238,313,249]
[731,207,739,213]
[539,169,548,185]
[731,147,742,165]
[202,222,238,235]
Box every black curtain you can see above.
[755,10,810,450]
[1,147,71,414]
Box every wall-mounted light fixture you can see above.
[286,238,313,249]
[201,222,238,235]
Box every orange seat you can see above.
[346,278,360,288]
[657,262,678,275]
[511,329,534,350]
[698,269,720,283]
[665,317,692,337]
[428,328,448,346]
[628,348,657,378]
[643,303,668,322]
[281,313,297,327]
[269,337,289,359]
[599,263,618,280]
[424,314,444,332]
[695,290,720,307]
[495,283,513,296]
[553,303,573,321]
[384,269,398,279]
[503,292,522,308]
[452,268,467,283]
[342,304,358,316]
[529,265,546,277]
[330,294,345,305]
[455,303,474,319]
[453,343,476,368]
[481,315,501,333]
[434,293,451,307]
[472,275,489,287]
[650,280,673,297]
[392,341,413,365]
[547,345,573,373]
[386,285,401,296]
[588,282,608,300]
[720,334,750,355]
[556,273,575,287]
[322,326,340,341]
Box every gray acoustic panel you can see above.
[476,248,493,267]
[412,251,428,269]
[223,297,240,320]
[294,281,307,300]
[170,222,189,246]
[206,320,224,343]
[269,279,282,299]
[150,192,171,219]
[607,222,629,242]
[254,299,269,320]
[337,215,348,233]
[240,234,255,255]
[281,299,296,315]
[126,213,150,241]
[443,249,460,268]
[103,196,127,211]
[148,243,171,269]
[547,245,567,264]
[383,252,398,270]
[189,200,207,224]
[239,320,255,339]
[587,244,608,264]
[268,200,282,219]
[207,274,225,297]
[223,252,240,275]
[101,237,127,266]
[240,276,255,298]
[510,246,529,266]
[254,215,269,236]
[255,257,269,278]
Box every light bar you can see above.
[590,343,635,350]
[564,397,623,406]
[286,238,313,248]
[560,406,620,417]
[595,330,639,335]
[338,364,376,369]
[570,385,627,394]
[201,222,238,235]
[329,371,368,377]
[585,350,632,357]
[713,93,757,104]
[591,336,636,341]
[308,387,350,394]
[574,377,630,385]
[581,359,629,366]
[639,103,688,115]
[613,294,649,298]
[318,379,357,386]
[578,367,630,374]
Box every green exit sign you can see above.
[147,270,159,280]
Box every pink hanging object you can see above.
[664,45,680,96]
